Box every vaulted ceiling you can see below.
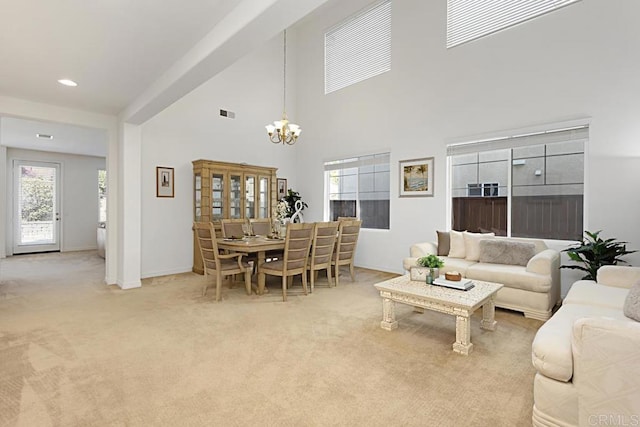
[0,0,331,156]
[0,0,330,119]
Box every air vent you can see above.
[219,109,235,119]
[36,133,53,140]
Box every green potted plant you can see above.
[561,230,636,280]
[416,255,445,284]
[282,189,308,223]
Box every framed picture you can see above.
[399,157,434,197]
[156,166,174,198]
[277,178,287,200]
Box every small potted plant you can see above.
[414,255,445,284]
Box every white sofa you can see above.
[531,266,640,426]
[403,235,560,320]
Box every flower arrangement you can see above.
[274,200,289,222]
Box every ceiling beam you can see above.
[121,0,329,125]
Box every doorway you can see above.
[13,160,61,254]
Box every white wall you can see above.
[5,148,105,253]
[139,33,301,278]
[293,0,640,293]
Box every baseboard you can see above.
[141,266,193,279]
[352,262,402,275]
[117,279,141,289]
[62,246,98,252]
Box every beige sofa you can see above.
[403,234,560,320]
[531,266,640,426]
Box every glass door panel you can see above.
[245,175,256,219]
[194,173,202,221]
[259,176,269,218]
[211,174,224,220]
[229,174,242,219]
[13,160,61,254]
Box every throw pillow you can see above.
[448,230,466,259]
[479,239,536,267]
[437,231,450,256]
[464,231,495,261]
[623,279,640,322]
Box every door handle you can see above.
[55,213,60,221]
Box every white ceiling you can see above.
[0,0,244,115]
[0,0,332,157]
[1,117,107,157]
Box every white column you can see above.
[0,131,6,259]
[104,127,118,284]
[117,122,142,289]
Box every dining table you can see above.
[216,235,286,295]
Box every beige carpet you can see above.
[0,251,542,426]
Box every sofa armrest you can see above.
[409,242,438,258]
[596,266,640,289]
[526,249,560,275]
[572,318,640,424]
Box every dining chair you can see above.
[194,222,252,301]
[259,222,314,301]
[337,216,358,221]
[332,219,362,286]
[307,221,339,292]
[220,218,246,239]
[250,217,283,262]
[249,218,271,236]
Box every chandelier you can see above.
[265,30,301,145]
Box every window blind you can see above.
[447,0,581,49]
[324,0,391,94]
[447,125,588,156]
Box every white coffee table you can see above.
[374,275,503,355]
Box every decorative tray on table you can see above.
[265,235,283,240]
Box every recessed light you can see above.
[58,79,78,87]
[36,133,54,140]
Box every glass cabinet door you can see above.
[229,174,242,219]
[245,175,256,218]
[211,173,224,220]
[258,176,269,218]
[194,174,202,221]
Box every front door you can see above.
[13,160,61,254]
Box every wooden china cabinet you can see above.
[192,159,278,274]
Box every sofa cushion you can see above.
[448,230,466,258]
[563,280,629,311]
[478,239,536,267]
[532,303,630,382]
[439,257,477,277]
[463,231,495,261]
[466,263,551,293]
[623,279,640,321]
[437,231,450,256]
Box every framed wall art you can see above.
[156,166,174,198]
[277,178,287,200]
[399,157,434,197]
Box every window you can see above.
[325,153,390,229]
[324,0,391,94]
[448,125,587,240]
[98,169,107,223]
[447,0,581,48]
